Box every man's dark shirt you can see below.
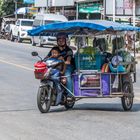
[47,46,75,66]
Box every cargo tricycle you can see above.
[29,20,139,113]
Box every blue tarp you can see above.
[28,20,140,36]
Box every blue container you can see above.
[75,54,96,70]
[95,54,106,70]
[74,53,105,70]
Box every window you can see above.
[44,20,61,25]
[21,21,33,26]
[33,19,41,27]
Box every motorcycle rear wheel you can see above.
[121,81,133,111]
[64,96,75,110]
[37,86,52,113]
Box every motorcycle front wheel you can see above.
[37,86,52,113]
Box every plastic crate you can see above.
[75,54,96,70]
[75,53,106,70]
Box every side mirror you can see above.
[31,51,38,56]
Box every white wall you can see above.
[35,0,74,7]
[52,0,74,6]
[35,0,49,7]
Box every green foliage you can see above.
[0,0,27,17]
[0,0,4,16]
[1,0,15,16]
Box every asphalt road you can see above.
[0,39,140,140]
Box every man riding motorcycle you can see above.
[47,32,75,97]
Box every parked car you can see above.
[31,13,68,47]
[0,18,16,40]
[10,19,34,42]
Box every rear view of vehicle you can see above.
[31,14,68,47]
[0,18,16,40]
[10,19,34,42]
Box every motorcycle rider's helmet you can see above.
[56,32,68,39]
[56,32,69,46]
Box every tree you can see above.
[0,0,27,17]
[1,0,15,16]
[0,0,4,16]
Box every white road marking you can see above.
[0,58,33,71]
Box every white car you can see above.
[31,14,68,47]
[10,19,34,42]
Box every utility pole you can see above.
[102,0,105,20]
[113,0,116,22]
[14,0,18,19]
[46,0,49,13]
[76,2,79,20]
[133,0,136,26]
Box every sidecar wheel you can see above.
[37,86,52,113]
[121,82,134,111]
[64,96,75,110]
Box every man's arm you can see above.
[65,56,72,64]
[61,63,66,75]
[65,49,73,64]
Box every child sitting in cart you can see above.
[49,47,66,75]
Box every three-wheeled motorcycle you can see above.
[29,20,139,113]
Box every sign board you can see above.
[123,0,133,9]
[136,0,140,15]
[79,3,102,13]
[80,74,100,88]
[105,0,140,16]
[23,0,34,4]
[27,7,38,15]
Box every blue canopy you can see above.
[28,20,140,36]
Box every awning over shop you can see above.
[15,7,27,14]
[15,7,38,15]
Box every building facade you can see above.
[34,0,104,20]
[104,0,140,25]
[34,0,76,20]
[33,0,140,22]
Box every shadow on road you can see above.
[0,108,36,113]
[73,103,140,112]
[0,103,139,114]
[49,103,140,113]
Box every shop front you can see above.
[75,0,103,19]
